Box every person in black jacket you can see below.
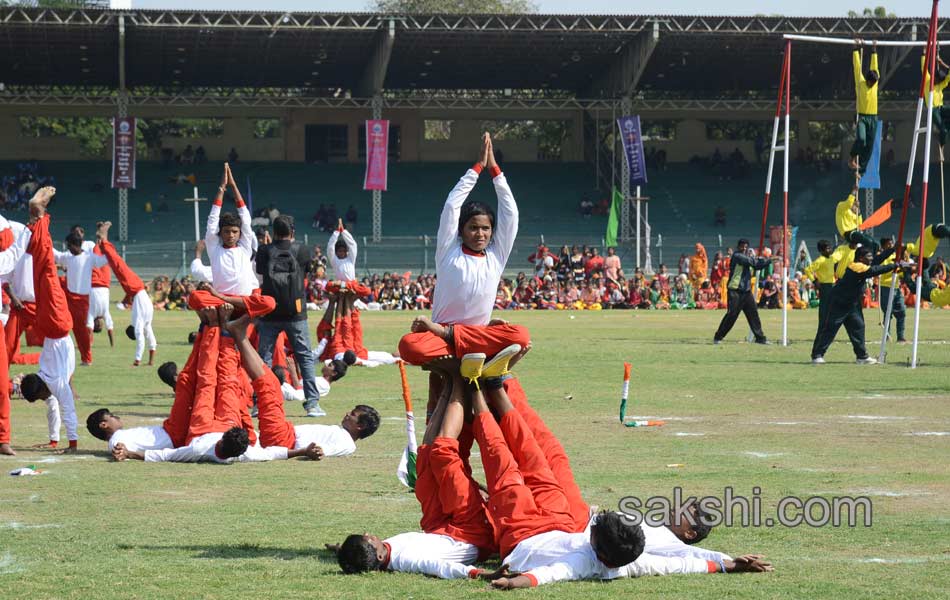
[256,215,323,416]
[713,239,771,345]
[811,246,905,365]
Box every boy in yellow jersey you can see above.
[922,52,950,148]
[848,40,878,174]
[803,240,843,339]
[835,182,878,251]
[876,238,906,343]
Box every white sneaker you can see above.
[856,356,878,365]
[304,400,327,417]
[811,356,825,364]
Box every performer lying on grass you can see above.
[332,357,499,578]
[228,312,379,460]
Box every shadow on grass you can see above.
[116,542,336,562]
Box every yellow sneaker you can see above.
[460,353,486,385]
[480,344,522,379]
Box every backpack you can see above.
[265,243,305,315]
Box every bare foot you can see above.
[217,303,234,327]
[60,446,78,454]
[507,342,532,370]
[97,220,111,241]
[201,306,218,327]
[29,186,56,220]
[411,315,447,337]
[225,313,251,341]
[0,443,15,456]
[132,360,140,367]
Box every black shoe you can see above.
[755,338,771,345]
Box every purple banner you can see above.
[111,117,136,189]
[363,119,389,191]
[617,115,648,187]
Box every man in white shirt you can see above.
[333,359,498,578]
[327,220,358,283]
[86,408,173,455]
[3,219,40,366]
[226,313,379,459]
[53,226,108,365]
[19,187,83,451]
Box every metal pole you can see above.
[193,186,200,242]
[181,240,186,274]
[371,94,383,243]
[636,185,641,269]
[117,15,128,243]
[782,40,791,347]
[782,33,950,47]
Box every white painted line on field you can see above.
[0,522,61,530]
[907,431,950,436]
[809,489,934,497]
[673,432,705,437]
[743,452,787,458]
[845,415,913,421]
[0,552,23,575]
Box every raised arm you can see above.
[612,553,718,578]
[205,166,228,252]
[0,226,31,276]
[340,229,358,263]
[226,164,254,254]
[488,136,519,267]
[436,133,490,263]
[392,554,480,580]
[327,230,341,271]
[853,48,863,87]
[45,396,61,445]
[190,240,213,282]
[145,444,200,463]
[238,444,288,462]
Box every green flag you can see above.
[605,187,623,247]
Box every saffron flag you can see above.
[859,200,893,231]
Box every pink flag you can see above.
[363,120,389,191]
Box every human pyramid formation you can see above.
[2,134,772,586]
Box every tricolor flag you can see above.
[396,362,418,489]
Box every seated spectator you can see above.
[757,276,780,309]
[194,146,207,164]
[556,245,572,283]
[228,147,239,163]
[167,279,186,310]
[649,279,670,310]
[627,278,651,310]
[180,145,195,165]
[787,277,807,310]
[151,277,169,310]
[670,275,694,310]
[696,280,721,310]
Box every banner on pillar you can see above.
[111,117,137,189]
[617,115,648,187]
[363,119,389,191]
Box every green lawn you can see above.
[1,307,949,599]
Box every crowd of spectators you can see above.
[1,161,56,211]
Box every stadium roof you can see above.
[0,7,943,102]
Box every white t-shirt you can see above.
[205,203,257,295]
[384,532,480,579]
[328,229,357,282]
[54,247,108,295]
[145,432,287,463]
[5,221,34,302]
[432,168,518,326]
[281,382,305,402]
[108,425,173,453]
[291,424,356,457]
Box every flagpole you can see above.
[636,185,641,269]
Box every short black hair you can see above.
[338,534,382,573]
[158,362,178,390]
[188,331,198,344]
[219,427,249,458]
[687,503,714,545]
[92,317,103,333]
[737,238,750,247]
[354,404,380,439]
[335,238,348,252]
[342,350,357,366]
[272,365,288,385]
[866,69,879,85]
[125,325,136,340]
[855,246,874,261]
[591,511,645,568]
[21,374,47,402]
[880,237,894,247]
[329,359,348,381]
[218,211,242,233]
[65,231,83,248]
[86,408,112,441]
[457,201,496,241]
[273,215,294,238]
[817,239,832,252]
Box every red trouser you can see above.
[398,324,530,366]
[350,309,368,359]
[324,316,346,361]
[325,280,371,297]
[254,370,296,449]
[27,215,72,340]
[164,328,203,447]
[218,336,256,440]
[5,302,40,365]
[417,438,497,558]
[65,291,92,363]
[99,240,144,296]
[505,378,589,532]
[473,410,574,558]
[187,289,276,318]
[0,320,10,444]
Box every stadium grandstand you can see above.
[0,6,941,275]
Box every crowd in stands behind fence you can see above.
[133,239,950,315]
[1,162,56,211]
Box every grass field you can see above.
[1,306,949,599]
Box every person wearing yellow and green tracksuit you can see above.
[836,183,878,251]
[803,240,845,340]
[849,41,878,175]
[923,52,950,148]
[877,238,906,343]
[901,223,950,307]
[713,239,771,345]
[811,246,904,364]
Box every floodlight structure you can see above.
[758,0,942,362]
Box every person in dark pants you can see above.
[876,238,906,344]
[713,239,771,345]
[811,246,904,365]
[803,240,843,341]
[255,215,322,416]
